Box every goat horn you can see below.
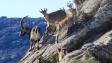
[41,9,43,11]
[45,8,47,11]
[44,8,45,11]
[20,15,28,28]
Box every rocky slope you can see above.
[19,0,112,63]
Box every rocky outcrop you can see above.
[59,30,112,63]
[19,0,112,63]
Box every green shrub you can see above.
[49,55,58,63]
[71,59,100,63]
[71,50,100,63]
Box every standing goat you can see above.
[55,17,70,43]
[40,8,67,36]
[20,16,42,51]
[30,26,42,50]
[40,8,74,43]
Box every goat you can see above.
[40,8,67,36]
[55,17,70,43]
[40,8,67,26]
[20,16,42,51]
[57,48,67,61]
[40,8,74,43]
[20,16,32,37]
[30,26,42,51]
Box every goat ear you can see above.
[60,8,65,11]
[45,8,47,12]
[57,48,60,53]
[39,9,43,13]
[57,48,61,53]
[39,10,42,13]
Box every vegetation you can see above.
[49,55,58,63]
[67,0,74,9]
[71,50,101,63]
[71,59,100,63]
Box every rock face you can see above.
[19,0,112,63]
[59,30,112,63]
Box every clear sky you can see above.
[0,0,74,18]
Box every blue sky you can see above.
[0,0,74,18]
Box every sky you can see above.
[0,0,74,18]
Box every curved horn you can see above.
[20,15,29,28]
[45,8,47,12]
[41,9,43,11]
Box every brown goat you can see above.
[40,8,74,43]
[40,8,67,36]
[40,8,67,26]
[55,17,69,43]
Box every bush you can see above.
[71,59,100,63]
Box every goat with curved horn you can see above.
[19,16,42,51]
[20,15,32,37]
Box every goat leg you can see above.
[56,25,60,43]
[36,40,40,50]
[37,39,40,50]
[29,41,33,51]
[56,31,58,43]
[44,26,49,36]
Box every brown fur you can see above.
[55,17,69,43]
[40,9,67,26]
[40,8,74,43]
[58,48,67,61]
[40,8,67,36]
[58,48,63,61]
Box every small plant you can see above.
[49,55,58,63]
[71,59,100,63]
[71,50,101,63]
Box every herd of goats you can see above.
[19,8,75,61]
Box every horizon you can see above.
[0,0,75,18]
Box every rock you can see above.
[60,29,112,63]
